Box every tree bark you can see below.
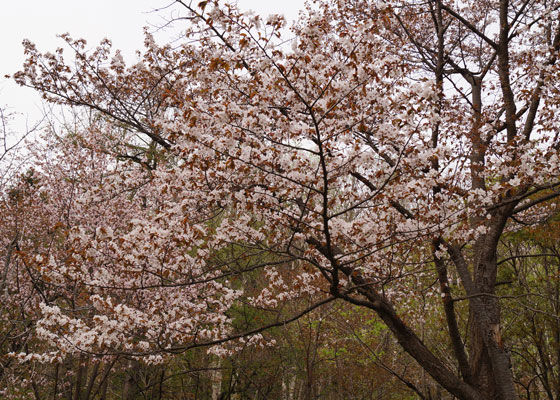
[340,273,483,400]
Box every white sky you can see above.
[0,0,304,131]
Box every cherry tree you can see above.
[8,0,560,399]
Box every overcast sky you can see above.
[0,0,304,130]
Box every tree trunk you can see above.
[209,357,222,400]
[449,217,517,400]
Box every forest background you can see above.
[1,1,560,399]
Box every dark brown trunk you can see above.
[340,273,483,400]
[449,213,517,400]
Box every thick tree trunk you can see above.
[340,272,483,400]
[469,236,500,398]
[449,216,517,400]
[309,235,482,400]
